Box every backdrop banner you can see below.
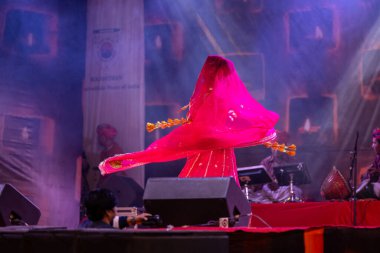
[84,0,145,187]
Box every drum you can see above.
[320,167,351,200]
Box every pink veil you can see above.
[99,56,279,184]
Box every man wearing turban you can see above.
[97,123,123,162]
[357,128,380,199]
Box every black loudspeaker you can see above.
[0,184,41,226]
[99,175,144,207]
[143,177,251,227]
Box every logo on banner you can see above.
[98,40,115,61]
[92,28,120,62]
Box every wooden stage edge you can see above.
[1,225,380,253]
[2,200,380,252]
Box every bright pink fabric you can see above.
[178,148,239,183]
[99,56,279,184]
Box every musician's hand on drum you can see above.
[367,167,380,182]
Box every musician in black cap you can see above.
[79,188,150,229]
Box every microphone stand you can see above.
[348,131,359,226]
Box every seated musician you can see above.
[356,128,380,199]
[246,131,303,203]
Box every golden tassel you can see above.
[146,117,188,132]
[264,142,297,156]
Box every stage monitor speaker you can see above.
[143,177,251,227]
[0,184,41,226]
[99,175,144,207]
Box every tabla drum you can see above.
[320,167,351,200]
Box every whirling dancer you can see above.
[99,56,295,185]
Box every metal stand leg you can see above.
[243,184,249,200]
[284,173,302,202]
